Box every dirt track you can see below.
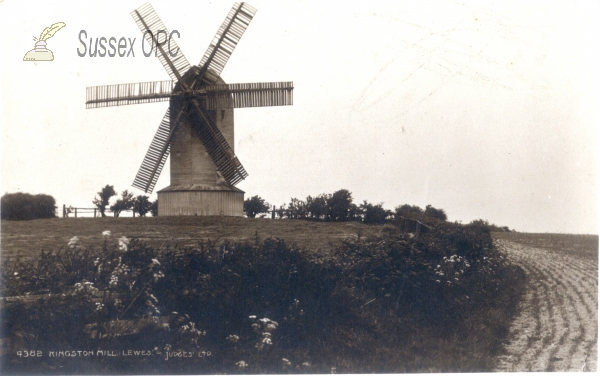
[494,239,598,372]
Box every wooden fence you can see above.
[62,205,137,218]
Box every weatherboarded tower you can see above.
[85,2,293,217]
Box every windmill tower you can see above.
[86,2,293,216]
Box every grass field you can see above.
[1,217,385,259]
[492,232,598,260]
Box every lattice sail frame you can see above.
[86,81,174,109]
[85,2,293,194]
[131,3,190,81]
[131,109,174,193]
[198,2,257,85]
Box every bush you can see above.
[0,192,56,220]
[243,195,270,218]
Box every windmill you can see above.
[85,2,293,216]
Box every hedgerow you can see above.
[0,192,56,220]
[0,222,524,374]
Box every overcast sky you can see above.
[1,0,598,234]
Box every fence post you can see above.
[75,208,77,218]
[63,204,66,218]
[133,210,135,217]
[94,208,96,218]
[272,205,275,219]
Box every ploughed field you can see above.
[1,217,383,259]
[492,232,598,372]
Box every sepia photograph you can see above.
[0,0,598,373]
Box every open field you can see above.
[492,232,598,372]
[1,217,384,259]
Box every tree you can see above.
[424,204,447,221]
[276,204,287,219]
[348,203,361,221]
[110,190,134,217]
[287,197,307,219]
[326,189,353,221]
[133,195,152,217]
[394,204,424,219]
[306,194,328,220]
[360,201,392,224]
[150,199,159,217]
[243,195,270,218]
[92,185,116,217]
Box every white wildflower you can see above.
[282,358,291,367]
[249,315,256,319]
[227,334,240,343]
[68,236,80,249]
[118,236,130,251]
[151,258,160,266]
[262,337,272,345]
[102,230,111,237]
[236,360,248,368]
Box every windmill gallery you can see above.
[86,2,294,216]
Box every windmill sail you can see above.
[205,81,294,109]
[198,2,257,85]
[132,108,186,193]
[86,80,175,108]
[188,99,248,185]
[131,3,191,82]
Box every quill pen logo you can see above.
[23,22,66,61]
